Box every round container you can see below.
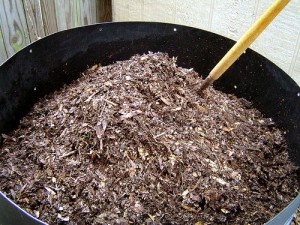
[0,22,299,225]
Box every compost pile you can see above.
[0,52,298,224]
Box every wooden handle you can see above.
[199,0,290,92]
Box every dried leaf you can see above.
[34,210,40,218]
[160,97,171,105]
[169,154,177,166]
[222,127,234,132]
[148,214,155,222]
[120,110,142,120]
[182,189,189,197]
[195,222,206,225]
[171,107,181,112]
[133,202,144,214]
[129,167,136,178]
[95,120,107,139]
[221,208,230,214]
[88,64,98,71]
[138,147,148,161]
[182,205,196,212]
[194,103,208,113]
[57,213,70,221]
[45,187,56,195]
[190,193,201,202]
[212,176,229,186]
[176,87,185,95]
[104,81,113,87]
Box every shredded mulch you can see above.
[0,52,298,224]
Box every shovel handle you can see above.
[199,0,290,92]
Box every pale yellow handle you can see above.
[199,0,290,92]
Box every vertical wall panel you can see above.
[251,0,300,74]
[0,0,30,56]
[79,0,97,25]
[54,0,98,30]
[96,0,112,22]
[23,0,45,41]
[290,33,300,85]
[0,26,8,64]
[175,0,212,31]
[210,0,257,40]
[54,0,77,31]
[142,0,175,23]
[112,0,129,21]
[40,0,57,35]
[128,0,143,21]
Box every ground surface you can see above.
[0,52,298,224]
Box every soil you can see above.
[0,52,298,225]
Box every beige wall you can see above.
[112,0,300,85]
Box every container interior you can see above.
[0,22,299,173]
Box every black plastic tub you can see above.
[0,22,299,224]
